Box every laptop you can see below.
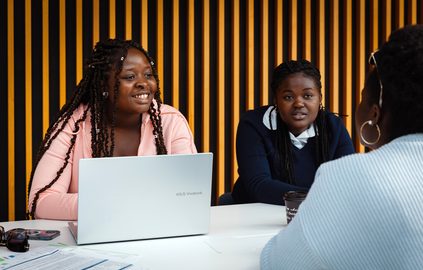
[68,153,213,245]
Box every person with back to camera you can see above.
[28,39,197,221]
[230,60,355,205]
[261,24,423,270]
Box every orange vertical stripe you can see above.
[217,0,225,198]
[59,0,66,107]
[25,0,33,211]
[303,0,311,60]
[343,0,353,136]
[317,0,326,106]
[370,0,379,51]
[330,0,339,113]
[289,0,297,60]
[409,0,417,24]
[42,0,50,135]
[126,0,132,39]
[275,0,283,66]
[202,0,210,152]
[76,0,83,83]
[396,0,404,28]
[172,0,180,108]
[157,0,164,100]
[383,0,392,41]
[93,0,100,45]
[141,0,148,49]
[109,0,116,38]
[246,0,254,110]
[261,0,269,106]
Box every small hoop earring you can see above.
[360,120,381,146]
[102,92,109,98]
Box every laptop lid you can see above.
[73,153,213,245]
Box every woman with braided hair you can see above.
[261,25,423,270]
[28,39,196,220]
[231,59,354,205]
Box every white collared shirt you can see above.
[263,106,316,149]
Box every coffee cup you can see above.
[283,191,307,224]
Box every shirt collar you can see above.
[289,125,316,149]
[263,106,316,149]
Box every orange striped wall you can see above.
[1,0,422,221]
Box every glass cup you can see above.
[283,191,307,224]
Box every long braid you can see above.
[271,60,329,185]
[275,112,295,184]
[28,39,167,219]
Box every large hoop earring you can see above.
[360,120,381,146]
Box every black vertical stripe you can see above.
[324,0,331,105]
[163,0,172,105]
[311,0,317,64]
[49,0,60,119]
[83,0,93,75]
[338,0,344,115]
[132,0,141,43]
[194,0,203,150]
[209,0,217,205]
[239,0,246,114]
[297,0,304,60]
[115,0,125,39]
[0,0,9,222]
[14,0,27,221]
[32,0,43,163]
[224,0,232,193]
[253,0,260,108]
[268,0,275,104]
[179,0,188,114]
[282,0,289,61]
[99,0,109,41]
[66,0,76,100]
[147,0,157,59]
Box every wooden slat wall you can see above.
[1,0,422,221]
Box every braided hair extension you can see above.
[270,60,329,185]
[27,39,167,219]
[368,25,423,140]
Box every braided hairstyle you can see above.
[270,59,329,185]
[27,39,167,219]
[366,25,423,141]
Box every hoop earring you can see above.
[360,120,381,146]
[102,92,109,99]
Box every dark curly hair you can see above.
[366,24,423,141]
[27,39,167,219]
[269,59,329,185]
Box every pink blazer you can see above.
[28,104,197,220]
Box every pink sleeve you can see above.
[28,115,82,220]
[160,107,197,154]
[169,114,197,154]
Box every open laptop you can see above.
[68,153,213,245]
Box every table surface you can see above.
[0,203,286,270]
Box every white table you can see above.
[0,203,286,270]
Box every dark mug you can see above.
[283,191,307,224]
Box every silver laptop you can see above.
[68,153,213,245]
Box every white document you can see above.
[0,246,138,270]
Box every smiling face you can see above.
[108,47,157,116]
[274,73,322,136]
